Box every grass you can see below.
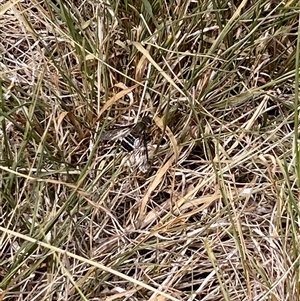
[0,0,300,300]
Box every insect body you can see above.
[101,116,152,172]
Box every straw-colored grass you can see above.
[0,0,299,300]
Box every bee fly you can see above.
[101,116,152,172]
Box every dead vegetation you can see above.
[0,0,300,300]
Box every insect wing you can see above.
[100,127,131,142]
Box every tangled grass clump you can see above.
[0,0,299,300]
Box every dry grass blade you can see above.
[95,84,139,122]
